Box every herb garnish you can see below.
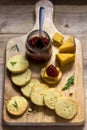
[11,44,19,52]
[62,75,74,91]
[10,61,17,66]
[12,101,18,109]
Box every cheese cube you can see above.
[56,53,75,66]
[59,36,75,53]
[52,32,64,46]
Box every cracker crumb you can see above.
[28,108,33,112]
[33,110,36,114]
[65,24,69,27]
[69,92,73,96]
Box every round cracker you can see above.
[21,78,40,98]
[7,96,28,116]
[44,88,62,109]
[55,97,78,119]
[11,69,32,86]
[6,55,29,73]
[30,83,49,106]
[41,67,62,84]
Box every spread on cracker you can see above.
[41,64,62,84]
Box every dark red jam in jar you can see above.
[46,64,59,77]
[25,30,52,62]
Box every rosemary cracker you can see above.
[11,69,32,86]
[30,83,49,106]
[7,96,28,116]
[44,88,62,109]
[55,97,78,119]
[21,78,40,98]
[6,55,29,73]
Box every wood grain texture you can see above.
[2,0,85,126]
[0,5,87,34]
[0,0,87,5]
[0,0,87,130]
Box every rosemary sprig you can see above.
[11,44,19,52]
[12,101,18,109]
[62,75,74,91]
[10,61,17,66]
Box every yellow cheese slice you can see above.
[59,36,75,53]
[56,53,75,66]
[52,32,64,46]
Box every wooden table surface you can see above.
[0,0,87,130]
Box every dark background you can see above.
[0,0,87,5]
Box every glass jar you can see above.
[25,30,52,62]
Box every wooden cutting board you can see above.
[3,0,85,125]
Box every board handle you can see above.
[32,0,58,37]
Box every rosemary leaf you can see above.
[62,75,74,91]
[67,75,74,82]
[10,61,17,66]
[12,101,18,109]
[15,44,19,52]
[11,44,19,52]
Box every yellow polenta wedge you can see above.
[56,53,75,66]
[52,32,64,46]
[21,78,40,98]
[44,88,62,109]
[7,96,28,116]
[11,69,32,86]
[59,36,75,53]
[6,55,29,73]
[30,83,49,106]
[55,97,78,119]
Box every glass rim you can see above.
[25,29,51,52]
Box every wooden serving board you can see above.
[3,0,85,126]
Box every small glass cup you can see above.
[25,30,52,63]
